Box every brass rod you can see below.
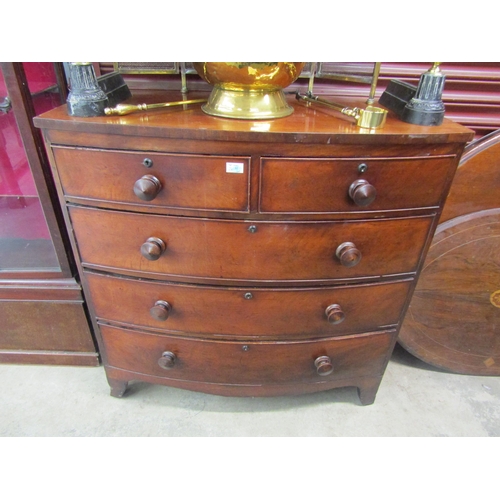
[307,63,318,96]
[367,62,381,105]
[296,92,346,113]
[104,98,207,116]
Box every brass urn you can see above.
[193,62,305,119]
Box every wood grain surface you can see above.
[399,130,500,374]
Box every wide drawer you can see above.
[100,323,394,386]
[259,156,456,214]
[52,146,250,213]
[70,206,433,283]
[85,271,412,338]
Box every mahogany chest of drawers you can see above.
[34,92,473,405]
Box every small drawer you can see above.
[100,323,394,386]
[259,156,455,214]
[70,206,433,283]
[85,271,412,338]
[52,146,250,213]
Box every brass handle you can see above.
[105,98,207,116]
[141,237,166,261]
[336,242,362,268]
[325,304,345,325]
[314,356,334,376]
[158,351,176,369]
[133,174,162,201]
[349,179,377,207]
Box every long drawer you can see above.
[85,271,412,338]
[69,206,434,283]
[260,155,455,214]
[52,146,251,213]
[100,323,394,386]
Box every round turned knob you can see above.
[325,304,345,325]
[158,351,176,369]
[140,237,166,261]
[133,174,162,201]
[314,356,334,376]
[349,179,377,207]
[336,242,362,268]
[150,300,172,321]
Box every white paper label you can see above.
[226,162,244,174]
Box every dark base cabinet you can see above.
[0,280,97,366]
[0,63,98,366]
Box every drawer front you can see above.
[100,324,394,386]
[85,271,412,338]
[260,156,455,214]
[52,147,250,213]
[70,206,433,282]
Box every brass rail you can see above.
[105,98,207,116]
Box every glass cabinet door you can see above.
[0,62,97,366]
[0,64,62,274]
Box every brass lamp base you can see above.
[202,87,294,120]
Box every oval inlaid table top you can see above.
[399,209,500,375]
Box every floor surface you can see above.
[1,344,499,437]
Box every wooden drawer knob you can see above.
[349,179,377,207]
[150,300,172,321]
[336,242,362,267]
[325,304,345,324]
[133,174,162,201]
[315,356,334,376]
[158,351,176,369]
[141,237,166,261]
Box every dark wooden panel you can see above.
[441,129,500,222]
[260,155,456,214]
[0,278,84,301]
[100,323,393,387]
[52,146,251,213]
[85,271,412,339]
[69,206,434,284]
[0,300,96,353]
[0,350,98,366]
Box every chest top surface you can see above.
[34,90,474,147]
